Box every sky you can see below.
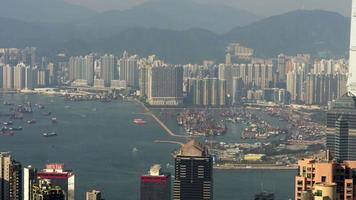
[64,0,352,16]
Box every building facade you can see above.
[173,140,213,200]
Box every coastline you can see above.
[214,164,297,170]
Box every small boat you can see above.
[132,147,138,153]
[133,118,146,125]
[51,118,57,123]
[43,132,57,137]
[27,120,36,124]
[12,127,23,131]
[43,112,52,116]
[1,130,14,136]
[3,121,13,125]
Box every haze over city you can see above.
[0,0,356,200]
[65,0,352,16]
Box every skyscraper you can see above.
[24,165,37,200]
[13,63,26,90]
[37,164,75,200]
[0,152,22,200]
[348,0,356,93]
[86,190,102,200]
[173,140,213,200]
[140,164,171,200]
[101,54,115,87]
[119,51,139,89]
[147,65,183,106]
[32,180,65,200]
[3,65,14,89]
[326,93,356,161]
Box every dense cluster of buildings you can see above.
[0,152,104,200]
[0,44,348,107]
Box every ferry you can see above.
[43,132,57,137]
[133,118,146,125]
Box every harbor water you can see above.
[0,94,295,200]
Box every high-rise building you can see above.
[173,140,213,200]
[69,55,95,86]
[32,180,65,200]
[86,190,102,200]
[101,54,115,87]
[348,0,356,93]
[326,93,356,161]
[140,164,171,200]
[0,152,22,200]
[37,164,75,200]
[13,63,26,90]
[25,66,38,90]
[188,78,226,106]
[119,51,139,89]
[3,65,14,89]
[37,69,49,87]
[294,158,356,200]
[147,65,183,106]
[0,64,3,88]
[24,165,37,200]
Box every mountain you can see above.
[93,28,224,63]
[76,0,260,35]
[0,0,96,23]
[224,10,350,57]
[0,10,350,63]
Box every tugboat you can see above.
[133,118,146,125]
[43,132,57,137]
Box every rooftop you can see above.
[179,139,209,157]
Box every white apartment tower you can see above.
[349,0,356,93]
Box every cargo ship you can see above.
[133,118,146,125]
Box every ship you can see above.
[27,120,36,124]
[43,132,57,137]
[8,127,22,131]
[133,118,146,125]
[51,118,57,123]
[3,121,13,125]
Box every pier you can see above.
[134,99,190,138]
[154,140,184,146]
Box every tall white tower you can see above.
[349,0,356,93]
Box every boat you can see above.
[132,147,138,153]
[51,118,57,123]
[43,132,57,137]
[10,126,23,131]
[27,120,36,124]
[1,130,14,136]
[43,112,52,116]
[133,118,146,125]
[3,121,13,125]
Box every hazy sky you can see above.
[64,0,352,16]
